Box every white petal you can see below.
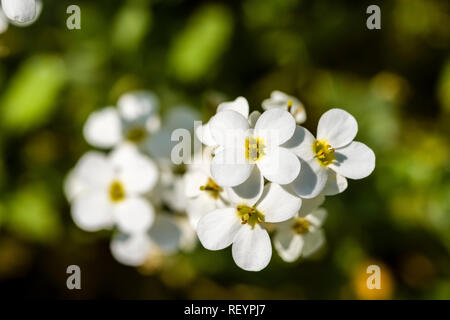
[164,105,200,131]
[226,166,264,207]
[197,208,241,251]
[72,191,114,232]
[257,146,300,185]
[117,90,159,122]
[211,147,253,187]
[110,144,158,194]
[273,231,304,263]
[256,183,301,223]
[110,232,153,267]
[113,197,155,233]
[184,170,209,198]
[282,126,316,161]
[186,193,219,229]
[149,215,182,254]
[0,8,10,34]
[329,141,375,179]
[1,0,36,23]
[209,110,249,148]
[72,151,114,188]
[301,229,325,258]
[321,170,348,196]
[248,111,261,128]
[298,195,325,217]
[290,158,328,199]
[217,96,249,119]
[316,108,358,148]
[232,224,272,271]
[255,109,296,146]
[195,122,217,147]
[83,107,122,148]
[64,169,87,202]
[306,208,327,228]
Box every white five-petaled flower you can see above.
[83,90,161,150]
[273,195,327,262]
[285,108,375,198]
[262,90,306,124]
[209,108,301,187]
[197,183,302,271]
[110,214,182,267]
[66,144,158,234]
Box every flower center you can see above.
[109,180,126,202]
[125,126,147,143]
[313,139,335,166]
[237,205,265,228]
[245,136,265,162]
[200,178,222,199]
[292,217,310,234]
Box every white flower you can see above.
[284,108,375,198]
[184,147,228,229]
[67,144,158,233]
[274,195,327,262]
[110,214,182,267]
[196,96,250,148]
[197,183,302,271]
[209,108,301,186]
[83,90,160,150]
[0,0,41,32]
[262,90,306,124]
[1,0,36,23]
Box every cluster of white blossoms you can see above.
[0,0,42,33]
[66,89,375,272]
[192,92,375,271]
[65,91,198,267]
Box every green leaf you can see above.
[168,4,233,83]
[6,184,62,244]
[0,55,67,134]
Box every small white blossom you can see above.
[209,108,301,187]
[110,214,182,267]
[83,91,160,150]
[262,90,306,124]
[197,183,302,271]
[274,195,327,262]
[66,144,158,233]
[284,108,375,198]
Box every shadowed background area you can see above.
[0,0,449,299]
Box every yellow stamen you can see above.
[200,178,222,199]
[125,127,147,143]
[292,217,310,234]
[245,137,265,162]
[109,180,126,202]
[237,205,265,228]
[313,139,335,166]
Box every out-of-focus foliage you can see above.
[0,0,449,299]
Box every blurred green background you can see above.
[0,0,449,299]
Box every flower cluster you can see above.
[192,92,375,271]
[66,90,375,272]
[65,91,198,267]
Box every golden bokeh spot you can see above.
[109,180,126,202]
[200,178,222,199]
[237,205,265,228]
[313,139,335,166]
[353,261,394,300]
[292,217,310,234]
[125,126,147,143]
[245,136,265,162]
